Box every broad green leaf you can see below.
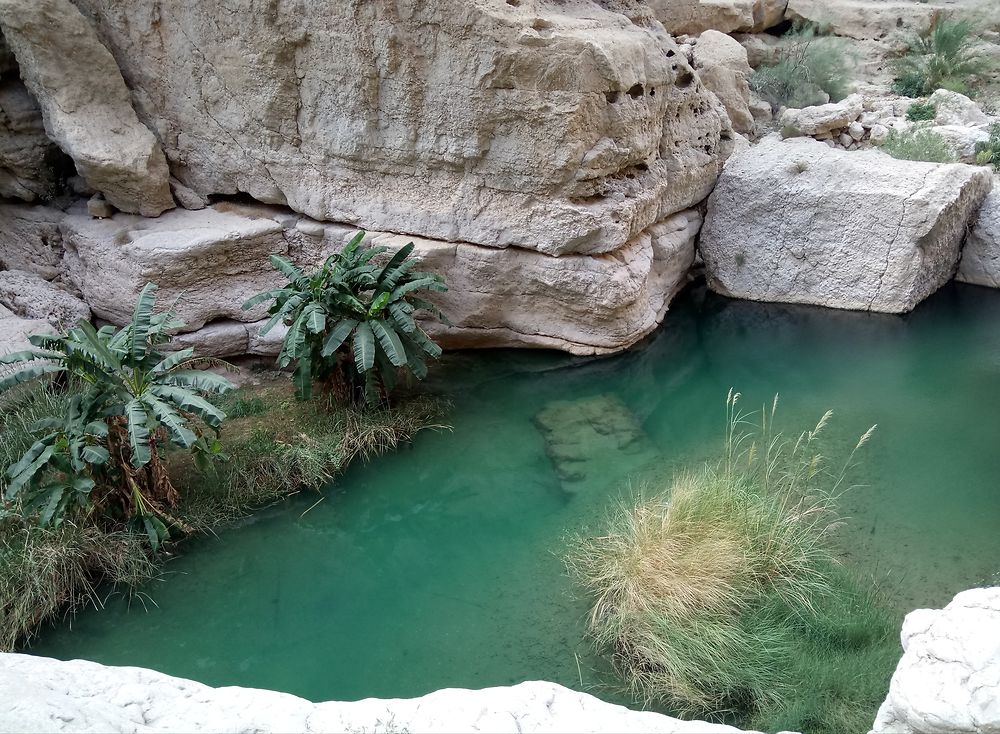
[242,288,292,311]
[128,282,158,363]
[367,292,391,317]
[0,349,59,365]
[407,327,443,359]
[0,363,63,393]
[371,318,407,367]
[125,398,152,468]
[390,276,447,302]
[353,321,375,372]
[270,254,304,283]
[321,318,359,357]
[141,393,197,448]
[81,444,110,465]
[293,356,313,401]
[162,369,235,395]
[4,441,54,499]
[151,348,195,374]
[303,303,327,335]
[376,242,415,288]
[76,321,122,373]
[150,385,226,428]
[389,303,417,334]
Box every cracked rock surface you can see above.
[699,136,993,313]
[0,653,760,734]
[871,587,1000,734]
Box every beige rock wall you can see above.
[70,0,731,255]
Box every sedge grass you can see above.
[566,391,895,732]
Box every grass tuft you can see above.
[881,127,957,163]
[566,391,897,733]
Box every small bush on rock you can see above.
[882,127,957,163]
[566,392,896,733]
[892,16,994,97]
[751,24,855,110]
[975,123,1000,169]
[905,100,937,121]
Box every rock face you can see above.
[0,269,89,330]
[699,137,993,313]
[957,186,1000,289]
[693,30,754,135]
[0,0,173,216]
[781,94,864,137]
[70,0,730,256]
[0,77,66,202]
[60,202,700,356]
[0,203,64,279]
[785,0,942,40]
[649,0,786,34]
[871,587,1000,734]
[0,653,757,734]
[0,303,52,356]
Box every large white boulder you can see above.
[0,0,174,216]
[0,303,52,357]
[68,0,731,256]
[957,185,1000,289]
[699,137,993,312]
[871,587,1000,734]
[693,30,755,134]
[0,653,759,734]
[929,90,992,129]
[780,94,864,136]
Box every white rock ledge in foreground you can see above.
[0,653,761,734]
[871,587,1000,734]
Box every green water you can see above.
[27,284,1000,705]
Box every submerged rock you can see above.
[871,587,1000,734]
[699,137,993,313]
[535,393,661,491]
[0,653,762,733]
[0,0,174,216]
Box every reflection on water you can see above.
[28,284,1000,706]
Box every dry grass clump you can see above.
[567,391,889,729]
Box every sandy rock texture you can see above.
[0,269,89,330]
[785,0,943,40]
[69,0,731,257]
[0,0,173,216]
[692,30,755,134]
[650,0,786,34]
[0,303,52,356]
[957,185,1000,288]
[0,202,64,279]
[0,76,65,202]
[699,137,993,312]
[0,653,758,734]
[870,587,1000,734]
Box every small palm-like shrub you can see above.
[906,100,937,121]
[975,123,1000,169]
[751,24,854,110]
[892,16,993,97]
[566,392,893,732]
[881,127,957,163]
[245,232,447,405]
[0,283,233,547]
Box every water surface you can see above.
[29,284,1000,704]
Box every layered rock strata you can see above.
[69,0,731,255]
[57,202,701,357]
[699,137,993,313]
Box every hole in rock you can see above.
[506,0,519,5]
[627,83,644,98]
[675,69,694,88]
[666,49,675,58]
[649,87,655,96]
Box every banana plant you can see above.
[244,231,447,404]
[0,283,234,547]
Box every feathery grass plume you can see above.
[751,23,855,110]
[566,392,888,731]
